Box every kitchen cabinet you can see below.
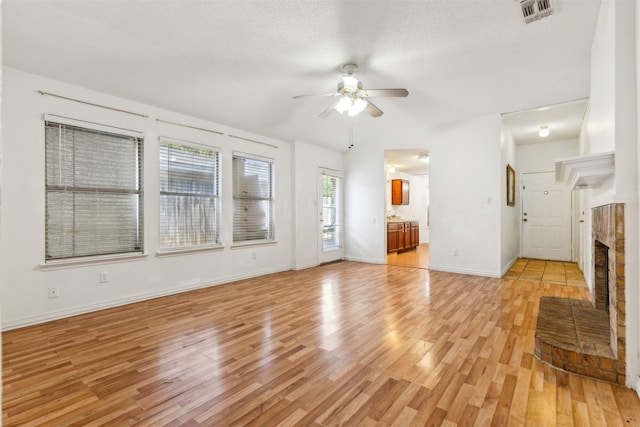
[387,221,419,253]
[387,222,399,253]
[410,221,419,247]
[391,179,409,205]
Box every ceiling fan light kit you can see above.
[294,63,409,118]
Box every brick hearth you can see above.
[535,296,618,383]
[534,203,625,385]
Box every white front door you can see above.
[522,172,572,261]
[318,169,343,264]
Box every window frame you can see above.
[44,116,144,262]
[232,152,275,245]
[158,137,222,252]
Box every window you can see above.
[45,120,143,260]
[232,153,274,243]
[159,139,220,249]
[322,173,342,250]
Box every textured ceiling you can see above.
[3,0,601,152]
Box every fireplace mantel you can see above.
[555,151,615,190]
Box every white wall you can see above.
[500,121,519,274]
[423,115,503,277]
[517,139,579,174]
[581,0,639,388]
[344,115,503,276]
[292,140,344,270]
[344,143,387,264]
[1,68,302,329]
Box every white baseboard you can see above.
[429,264,502,278]
[2,265,290,331]
[636,376,640,399]
[343,256,386,265]
[292,261,319,271]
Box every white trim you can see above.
[2,265,291,331]
[343,256,386,264]
[231,240,278,249]
[555,151,615,190]
[321,167,344,178]
[156,245,224,258]
[232,151,274,163]
[636,377,640,399]
[293,261,320,271]
[44,113,143,138]
[159,135,222,152]
[40,253,148,271]
[429,264,502,278]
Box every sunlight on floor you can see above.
[386,244,429,269]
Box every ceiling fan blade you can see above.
[365,101,383,117]
[365,88,409,98]
[319,101,338,118]
[293,93,340,99]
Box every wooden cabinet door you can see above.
[391,179,409,205]
[387,223,399,253]
[398,222,407,250]
[410,222,419,247]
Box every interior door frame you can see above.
[318,167,344,264]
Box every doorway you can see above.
[521,171,572,261]
[384,150,430,269]
[318,168,343,264]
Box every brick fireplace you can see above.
[535,203,625,385]
[592,203,626,371]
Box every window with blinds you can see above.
[232,154,274,243]
[159,139,220,249]
[45,121,144,260]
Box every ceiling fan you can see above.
[293,64,409,118]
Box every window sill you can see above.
[40,252,148,270]
[156,244,224,258]
[231,240,277,249]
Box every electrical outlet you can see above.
[48,286,59,299]
[100,272,109,283]
[452,248,459,256]
[252,251,257,260]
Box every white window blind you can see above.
[159,139,220,249]
[45,121,144,260]
[232,154,274,242]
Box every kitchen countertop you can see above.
[386,218,418,223]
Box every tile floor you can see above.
[504,258,587,286]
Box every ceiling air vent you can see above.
[537,0,553,18]
[519,0,553,24]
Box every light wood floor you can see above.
[387,244,429,269]
[3,261,640,426]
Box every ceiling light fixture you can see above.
[539,126,550,138]
[417,152,430,163]
[333,96,369,116]
[388,166,396,173]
